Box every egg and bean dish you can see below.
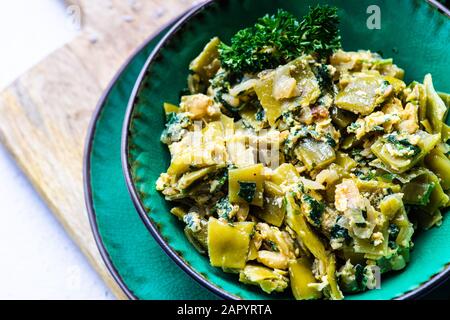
[156,7,450,299]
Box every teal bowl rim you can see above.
[116,0,450,300]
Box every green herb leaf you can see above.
[302,194,324,226]
[238,181,257,203]
[218,6,341,74]
[330,224,351,242]
[385,134,421,158]
[315,64,334,93]
[354,264,367,291]
[388,223,400,241]
[215,197,234,221]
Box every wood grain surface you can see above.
[0,0,198,299]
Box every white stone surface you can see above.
[0,0,113,300]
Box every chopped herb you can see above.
[380,173,396,181]
[361,210,368,220]
[355,170,375,181]
[282,197,288,208]
[219,6,341,74]
[376,256,391,273]
[215,90,243,116]
[160,112,191,144]
[388,223,400,241]
[165,112,177,125]
[417,183,435,206]
[238,181,257,203]
[210,71,244,117]
[350,148,362,157]
[210,169,228,193]
[215,197,234,221]
[372,125,384,132]
[210,70,242,89]
[325,133,337,147]
[377,247,410,273]
[330,224,351,242]
[302,194,324,226]
[388,240,398,249]
[255,107,265,122]
[385,134,421,158]
[354,264,366,291]
[283,126,308,158]
[183,213,202,233]
[315,64,333,93]
[217,171,228,186]
[347,122,361,133]
[349,148,365,162]
[266,240,279,252]
[381,80,391,91]
[355,222,367,228]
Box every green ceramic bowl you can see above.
[122,0,450,299]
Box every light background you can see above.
[0,0,112,299]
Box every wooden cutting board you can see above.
[0,0,198,299]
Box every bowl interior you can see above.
[126,0,450,299]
